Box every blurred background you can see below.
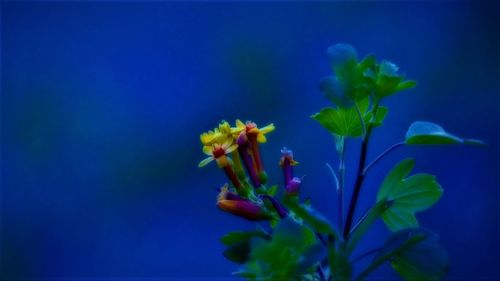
[1,1,499,280]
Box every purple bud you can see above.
[286,177,301,195]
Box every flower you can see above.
[198,140,238,168]
[200,121,234,147]
[232,119,275,143]
[279,147,299,184]
[217,185,270,221]
[232,120,274,187]
[199,140,242,189]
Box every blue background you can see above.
[1,1,499,280]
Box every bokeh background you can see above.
[1,1,499,280]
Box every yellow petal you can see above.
[260,123,275,134]
[236,119,245,128]
[202,146,213,156]
[257,133,267,143]
[226,143,239,154]
[198,157,214,167]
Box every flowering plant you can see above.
[199,44,482,281]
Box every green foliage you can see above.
[283,196,338,238]
[329,243,352,281]
[405,121,485,145]
[311,98,369,137]
[367,228,449,281]
[345,199,391,254]
[320,44,415,109]
[320,44,376,108]
[207,43,482,281]
[366,106,388,127]
[221,230,270,264]
[236,218,325,281]
[370,60,417,98]
[377,159,443,232]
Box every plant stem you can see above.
[363,142,405,176]
[355,103,366,137]
[343,100,380,239]
[351,247,382,264]
[317,264,327,281]
[338,140,346,234]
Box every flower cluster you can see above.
[199,120,299,221]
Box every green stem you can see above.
[363,142,405,176]
[343,99,380,239]
[351,247,382,264]
[345,199,390,254]
[338,138,346,234]
[355,102,367,138]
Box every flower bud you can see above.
[286,177,301,196]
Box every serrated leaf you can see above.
[311,98,370,137]
[377,158,443,232]
[405,121,485,145]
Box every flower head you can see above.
[200,121,234,147]
[199,140,238,168]
[233,119,275,143]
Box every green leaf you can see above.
[221,230,269,246]
[319,76,355,108]
[237,218,324,280]
[365,106,388,127]
[329,243,352,281]
[356,228,448,281]
[373,60,416,98]
[223,242,251,264]
[396,80,417,91]
[221,230,270,264]
[379,229,448,281]
[358,54,377,72]
[264,185,278,197]
[283,197,338,239]
[377,159,443,232]
[345,199,391,254]
[327,43,358,80]
[405,121,485,145]
[311,98,370,137]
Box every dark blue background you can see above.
[1,1,499,280]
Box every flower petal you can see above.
[260,124,275,134]
[198,157,214,167]
[226,143,239,154]
[202,145,213,156]
[257,133,267,143]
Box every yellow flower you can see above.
[198,140,238,168]
[232,120,275,143]
[200,121,234,147]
